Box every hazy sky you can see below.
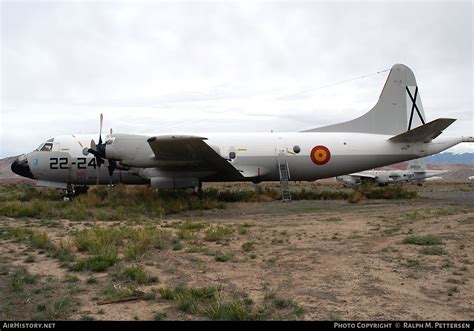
[1,0,473,157]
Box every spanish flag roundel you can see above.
[310,145,331,165]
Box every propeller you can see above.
[82,113,116,185]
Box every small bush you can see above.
[74,226,172,262]
[402,235,443,246]
[292,189,349,201]
[383,225,401,236]
[175,286,217,313]
[143,292,156,301]
[179,222,205,231]
[10,268,38,292]
[86,277,97,284]
[348,191,363,203]
[241,242,254,252]
[204,299,252,321]
[114,266,158,284]
[405,259,420,268]
[205,226,234,242]
[447,286,459,297]
[273,298,297,308]
[421,246,447,256]
[101,284,137,300]
[25,255,36,263]
[40,298,73,320]
[158,287,175,300]
[4,227,54,250]
[153,312,166,321]
[358,185,417,200]
[63,275,80,283]
[80,315,95,321]
[72,254,117,272]
[237,226,248,235]
[215,251,234,262]
[51,246,75,263]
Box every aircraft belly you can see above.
[292,154,417,180]
[228,153,417,182]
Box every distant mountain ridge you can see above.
[426,153,474,164]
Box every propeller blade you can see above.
[96,156,103,168]
[96,163,100,186]
[99,113,103,145]
[107,160,116,176]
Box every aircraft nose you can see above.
[11,157,35,179]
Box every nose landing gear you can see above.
[193,180,203,196]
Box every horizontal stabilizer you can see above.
[389,118,456,143]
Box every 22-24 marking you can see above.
[49,157,97,170]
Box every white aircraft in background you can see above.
[11,64,474,199]
[469,176,474,182]
[336,158,448,185]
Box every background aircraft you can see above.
[11,64,473,199]
[336,158,447,185]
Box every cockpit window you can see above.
[40,143,53,152]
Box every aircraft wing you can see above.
[348,172,377,179]
[147,135,243,179]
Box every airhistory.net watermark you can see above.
[1,322,55,330]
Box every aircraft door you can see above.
[275,136,290,180]
[276,136,287,156]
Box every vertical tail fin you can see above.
[304,64,427,135]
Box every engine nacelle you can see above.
[150,177,199,189]
[105,134,157,167]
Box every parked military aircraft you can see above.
[335,158,447,185]
[11,64,474,199]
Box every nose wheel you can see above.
[193,181,203,196]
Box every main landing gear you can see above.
[62,184,89,201]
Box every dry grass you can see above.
[0,181,472,320]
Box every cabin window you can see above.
[229,152,236,159]
[293,145,301,154]
[40,143,53,152]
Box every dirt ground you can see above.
[0,181,473,320]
